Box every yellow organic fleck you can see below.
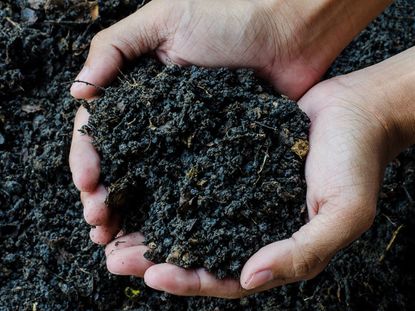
[186,166,198,179]
[291,139,309,159]
[90,3,99,21]
[124,287,141,299]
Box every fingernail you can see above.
[244,270,274,290]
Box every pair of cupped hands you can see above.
[69,0,413,298]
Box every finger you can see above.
[240,206,369,290]
[70,1,166,99]
[69,106,100,192]
[106,245,153,276]
[144,264,247,299]
[81,185,110,226]
[89,215,121,245]
[105,232,145,256]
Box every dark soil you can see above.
[1,0,415,310]
[82,58,309,278]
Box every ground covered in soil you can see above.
[83,58,309,279]
[1,0,415,310]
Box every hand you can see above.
[237,47,415,291]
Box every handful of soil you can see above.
[82,57,310,279]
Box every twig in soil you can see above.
[241,204,259,226]
[257,151,269,175]
[143,129,153,152]
[73,261,92,275]
[303,295,314,302]
[72,80,106,92]
[381,213,397,227]
[336,283,342,302]
[196,84,212,97]
[0,188,9,198]
[254,148,269,185]
[403,186,414,206]
[43,20,91,25]
[5,17,22,30]
[41,260,68,282]
[118,68,141,88]
[378,224,405,263]
[254,121,278,131]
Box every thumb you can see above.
[240,205,374,290]
[70,1,166,99]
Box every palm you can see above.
[290,81,387,272]
[154,0,276,70]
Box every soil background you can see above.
[1,0,414,310]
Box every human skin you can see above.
[68,0,411,298]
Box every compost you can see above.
[1,0,414,310]
[82,58,309,278]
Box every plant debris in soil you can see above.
[1,0,415,310]
[82,58,309,278]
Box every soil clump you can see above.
[82,58,309,278]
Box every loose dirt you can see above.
[82,58,309,279]
[1,0,414,310]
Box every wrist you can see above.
[272,0,392,56]
[259,0,392,98]
[341,47,415,157]
[384,56,415,149]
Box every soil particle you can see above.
[82,58,309,278]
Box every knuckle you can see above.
[192,269,203,296]
[291,234,323,280]
[292,255,314,279]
